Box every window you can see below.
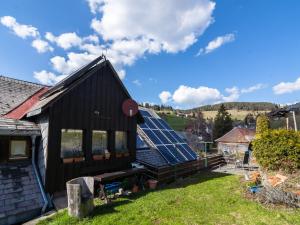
[115,131,128,153]
[92,131,107,155]
[61,129,83,159]
[10,140,28,159]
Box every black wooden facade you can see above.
[40,61,138,193]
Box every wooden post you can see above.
[292,111,298,131]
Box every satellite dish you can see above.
[122,99,138,117]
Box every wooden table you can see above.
[94,168,146,203]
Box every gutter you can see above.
[31,135,50,214]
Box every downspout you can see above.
[31,135,49,214]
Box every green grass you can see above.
[158,113,192,131]
[38,172,300,225]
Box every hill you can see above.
[186,102,278,112]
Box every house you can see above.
[215,127,255,155]
[0,56,142,224]
[136,108,199,182]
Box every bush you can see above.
[252,129,300,172]
[256,114,270,135]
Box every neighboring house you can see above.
[0,56,142,224]
[215,127,255,156]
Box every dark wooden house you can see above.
[0,56,141,224]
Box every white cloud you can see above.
[273,77,300,94]
[197,33,235,55]
[160,83,263,108]
[132,79,141,86]
[31,39,53,53]
[34,70,67,85]
[0,16,39,39]
[50,52,98,74]
[86,0,103,14]
[159,91,172,104]
[45,32,82,49]
[90,0,215,53]
[222,86,239,102]
[241,83,264,93]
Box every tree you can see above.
[256,114,270,135]
[213,104,233,140]
[187,111,211,141]
[244,113,256,128]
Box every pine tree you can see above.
[213,104,233,140]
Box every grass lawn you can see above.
[38,172,300,225]
[158,113,192,131]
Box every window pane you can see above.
[61,129,83,158]
[92,131,107,154]
[10,140,27,158]
[115,131,127,152]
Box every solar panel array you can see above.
[139,109,198,165]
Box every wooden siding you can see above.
[44,63,138,193]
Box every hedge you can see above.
[252,129,300,172]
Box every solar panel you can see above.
[182,144,198,158]
[136,135,149,150]
[139,110,152,117]
[157,145,179,165]
[150,118,165,130]
[142,129,162,145]
[166,145,187,162]
[176,144,195,161]
[138,108,198,165]
[152,130,171,144]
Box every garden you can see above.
[38,171,300,225]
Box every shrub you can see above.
[256,114,270,135]
[252,129,300,172]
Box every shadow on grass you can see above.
[88,199,133,218]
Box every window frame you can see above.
[60,129,84,161]
[92,130,108,155]
[115,131,128,154]
[9,138,30,160]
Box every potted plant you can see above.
[62,150,73,163]
[123,151,129,157]
[116,150,123,158]
[104,150,111,159]
[92,149,104,160]
[73,151,84,162]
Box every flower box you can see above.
[93,154,104,160]
[63,158,73,164]
[74,157,84,162]
[116,153,123,158]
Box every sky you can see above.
[1,0,300,109]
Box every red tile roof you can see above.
[215,127,255,143]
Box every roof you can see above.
[0,75,45,116]
[0,117,40,135]
[26,56,143,122]
[0,161,44,224]
[215,127,255,143]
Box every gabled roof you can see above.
[26,56,142,121]
[215,127,255,143]
[0,75,45,116]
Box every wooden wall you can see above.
[44,62,138,193]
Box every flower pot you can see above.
[132,185,139,193]
[63,158,73,164]
[148,179,158,190]
[74,157,84,162]
[116,153,123,158]
[123,152,130,157]
[93,155,104,160]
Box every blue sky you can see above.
[1,0,300,109]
